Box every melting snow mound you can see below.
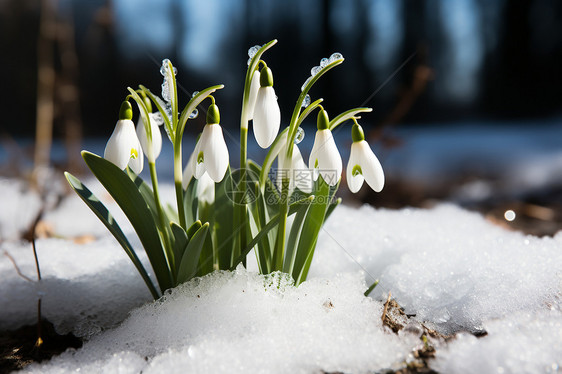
[20,269,419,374]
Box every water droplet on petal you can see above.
[189,109,199,119]
[248,45,260,58]
[294,127,305,144]
[191,91,199,98]
[302,94,311,108]
[311,65,321,76]
[301,76,312,92]
[160,59,171,76]
[247,57,253,66]
[320,57,329,67]
[329,52,343,62]
[172,66,177,76]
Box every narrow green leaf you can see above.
[177,223,210,284]
[328,107,373,131]
[170,222,188,276]
[183,177,198,226]
[212,166,235,269]
[65,172,160,299]
[364,279,379,297]
[229,195,314,270]
[292,176,332,284]
[283,201,310,274]
[177,85,224,142]
[81,151,173,292]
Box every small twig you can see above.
[3,251,34,282]
[31,237,42,281]
[381,291,392,323]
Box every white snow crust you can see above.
[1,179,561,373]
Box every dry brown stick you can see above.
[3,251,34,282]
[381,291,392,323]
[33,0,57,189]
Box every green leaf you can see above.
[177,85,224,142]
[183,177,198,226]
[283,200,310,274]
[65,172,160,299]
[292,176,332,285]
[328,107,373,131]
[170,222,188,275]
[81,151,173,292]
[138,86,174,142]
[177,223,210,284]
[213,166,235,269]
[230,195,314,270]
[364,279,379,297]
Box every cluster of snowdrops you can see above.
[66,40,385,299]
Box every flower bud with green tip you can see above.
[308,109,342,186]
[104,101,144,173]
[346,121,384,193]
[253,66,281,148]
[192,102,229,182]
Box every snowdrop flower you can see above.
[276,132,313,195]
[347,122,384,193]
[252,66,280,148]
[192,103,229,183]
[246,69,261,120]
[182,149,215,204]
[308,110,342,186]
[135,96,162,163]
[104,101,144,173]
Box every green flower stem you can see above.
[148,161,175,278]
[173,143,187,230]
[237,40,277,265]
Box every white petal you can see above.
[104,120,138,170]
[199,124,229,182]
[136,116,162,163]
[253,86,280,148]
[309,129,341,186]
[193,134,206,179]
[291,145,313,193]
[197,172,215,204]
[357,141,384,192]
[182,149,197,189]
[346,142,365,193]
[247,72,261,120]
[128,140,144,174]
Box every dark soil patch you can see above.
[0,319,82,374]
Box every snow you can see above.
[19,269,419,374]
[1,176,561,372]
[311,204,562,334]
[433,310,562,374]
[0,178,41,241]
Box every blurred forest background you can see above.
[1,0,562,235]
[1,0,562,139]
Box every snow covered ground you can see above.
[1,174,561,373]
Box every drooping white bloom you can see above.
[247,71,261,120]
[197,172,215,204]
[252,67,280,148]
[104,119,144,173]
[347,140,384,193]
[136,112,162,163]
[182,148,215,203]
[193,123,229,183]
[308,129,342,186]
